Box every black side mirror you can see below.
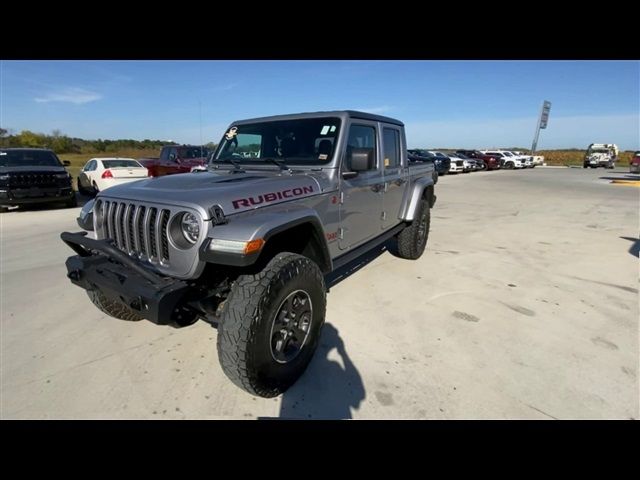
[63,160,71,166]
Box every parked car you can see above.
[482,150,524,169]
[446,152,471,173]
[138,145,210,177]
[509,151,534,168]
[408,149,450,176]
[583,143,618,169]
[454,152,483,170]
[0,148,76,211]
[630,151,640,173]
[456,150,501,170]
[77,157,149,195]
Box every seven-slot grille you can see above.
[8,172,59,187]
[95,199,171,265]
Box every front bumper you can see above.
[0,186,74,205]
[61,231,191,325]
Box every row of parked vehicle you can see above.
[407,149,545,176]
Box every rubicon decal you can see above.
[232,185,315,209]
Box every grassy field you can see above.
[58,148,635,191]
[537,150,633,166]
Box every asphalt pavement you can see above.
[1,167,638,419]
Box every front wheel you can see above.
[396,198,430,260]
[217,252,326,398]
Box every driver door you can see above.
[338,122,384,250]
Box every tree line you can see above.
[0,128,216,154]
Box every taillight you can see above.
[101,169,113,179]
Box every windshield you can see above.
[0,150,62,168]
[212,117,341,166]
[102,159,143,168]
[503,152,514,157]
[180,147,209,159]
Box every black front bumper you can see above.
[61,232,191,325]
[0,187,74,206]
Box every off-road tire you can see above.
[217,252,326,398]
[396,198,430,260]
[87,290,144,321]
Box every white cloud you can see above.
[34,87,102,105]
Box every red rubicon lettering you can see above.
[232,198,251,209]
[231,185,315,209]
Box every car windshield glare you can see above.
[212,117,341,166]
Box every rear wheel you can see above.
[396,198,430,260]
[77,178,88,196]
[92,182,100,196]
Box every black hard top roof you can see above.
[232,110,404,127]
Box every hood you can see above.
[97,169,326,219]
[0,165,67,174]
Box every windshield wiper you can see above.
[263,158,290,171]
[212,158,245,172]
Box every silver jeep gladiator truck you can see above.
[61,111,436,397]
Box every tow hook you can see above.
[67,269,82,281]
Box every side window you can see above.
[383,128,400,169]
[168,147,178,162]
[85,160,96,171]
[160,148,169,161]
[346,124,377,171]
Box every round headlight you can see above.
[181,212,200,244]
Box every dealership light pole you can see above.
[531,100,551,154]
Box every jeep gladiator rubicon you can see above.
[1,148,77,210]
[61,111,436,397]
[138,145,210,177]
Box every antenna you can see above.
[199,100,203,158]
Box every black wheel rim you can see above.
[417,208,428,247]
[270,290,313,364]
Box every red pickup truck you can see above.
[138,145,210,177]
[456,150,502,170]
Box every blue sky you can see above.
[1,60,638,150]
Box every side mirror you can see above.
[63,160,71,166]
[351,149,374,172]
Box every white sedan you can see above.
[77,158,149,195]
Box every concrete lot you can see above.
[1,167,638,419]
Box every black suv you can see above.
[0,148,77,210]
